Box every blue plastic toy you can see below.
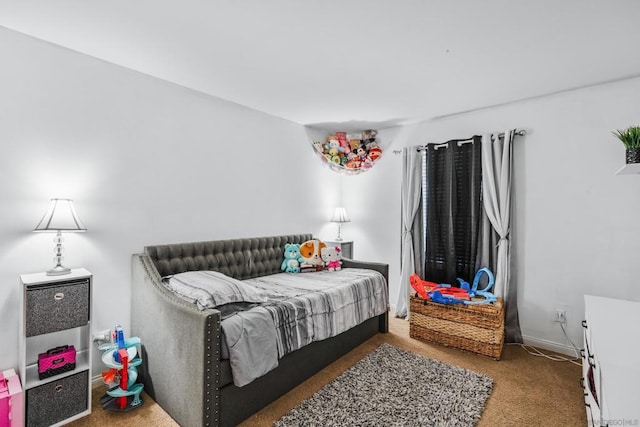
[429,289,466,305]
[421,268,498,305]
[463,267,497,305]
[98,325,144,412]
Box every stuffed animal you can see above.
[349,139,361,152]
[364,139,379,151]
[321,246,343,271]
[356,144,367,160]
[335,132,351,154]
[326,138,341,156]
[281,243,303,273]
[313,140,324,153]
[368,146,382,162]
[344,158,361,169]
[299,239,326,269]
[362,129,377,142]
[340,141,351,155]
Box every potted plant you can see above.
[612,125,640,164]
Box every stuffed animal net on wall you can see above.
[312,129,383,175]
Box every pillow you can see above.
[163,271,267,310]
[299,239,326,272]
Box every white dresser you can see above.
[583,295,640,427]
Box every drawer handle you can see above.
[54,292,65,301]
[582,320,587,329]
[55,385,63,393]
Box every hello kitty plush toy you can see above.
[321,246,343,271]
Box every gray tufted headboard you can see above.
[144,234,313,279]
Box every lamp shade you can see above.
[33,199,87,232]
[330,207,350,223]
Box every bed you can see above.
[131,234,389,426]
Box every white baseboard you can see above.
[92,374,103,389]
[521,334,579,357]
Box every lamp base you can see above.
[46,231,71,276]
[334,223,344,242]
[46,265,71,276]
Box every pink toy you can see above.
[321,246,343,271]
[0,369,23,427]
[38,345,76,379]
[335,132,351,154]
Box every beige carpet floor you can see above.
[69,317,586,426]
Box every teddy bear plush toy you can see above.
[349,138,361,152]
[321,246,343,271]
[281,243,303,273]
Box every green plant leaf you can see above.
[612,125,640,148]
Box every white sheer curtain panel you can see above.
[482,129,522,342]
[394,147,422,318]
[481,131,512,299]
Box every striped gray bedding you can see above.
[243,268,388,358]
[163,268,387,386]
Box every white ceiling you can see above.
[2,1,640,130]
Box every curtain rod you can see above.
[392,129,527,154]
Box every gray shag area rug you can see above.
[275,343,493,427]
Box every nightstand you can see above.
[324,240,353,259]
[19,268,93,426]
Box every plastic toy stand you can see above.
[98,330,144,412]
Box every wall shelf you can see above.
[616,163,640,175]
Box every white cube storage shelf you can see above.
[19,268,93,427]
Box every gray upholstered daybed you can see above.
[131,234,389,427]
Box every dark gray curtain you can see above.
[423,137,482,285]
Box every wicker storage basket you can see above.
[409,294,505,360]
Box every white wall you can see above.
[346,78,640,353]
[338,130,405,300]
[0,28,336,373]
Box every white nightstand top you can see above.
[324,240,353,245]
[20,268,92,285]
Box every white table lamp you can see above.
[33,198,87,275]
[330,207,350,241]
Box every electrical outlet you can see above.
[554,309,566,324]
[93,329,111,342]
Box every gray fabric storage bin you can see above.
[25,279,90,337]
[26,370,89,426]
